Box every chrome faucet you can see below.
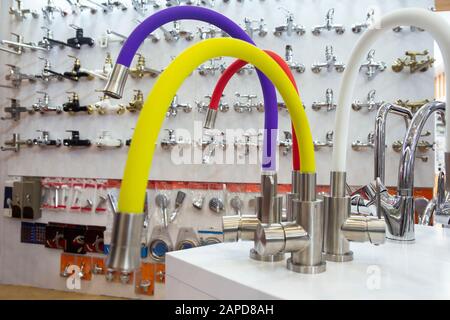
[1,33,49,55]
[312,8,345,35]
[352,8,375,33]
[166,95,192,117]
[314,131,333,151]
[41,0,68,22]
[284,45,305,73]
[1,133,33,152]
[311,46,345,73]
[198,58,227,76]
[352,90,384,112]
[312,89,336,112]
[233,93,264,113]
[30,92,63,114]
[83,53,114,81]
[87,0,128,12]
[9,0,39,20]
[199,130,226,164]
[33,130,62,147]
[273,8,305,37]
[1,99,30,121]
[243,18,267,38]
[278,131,292,156]
[159,21,194,42]
[66,0,98,14]
[360,50,386,79]
[195,95,229,113]
[132,0,161,14]
[352,132,375,151]
[4,64,37,87]
[197,25,220,39]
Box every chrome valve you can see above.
[273,8,305,37]
[95,131,123,149]
[9,0,39,20]
[312,8,345,35]
[392,50,435,73]
[198,58,227,76]
[166,95,192,117]
[314,131,333,151]
[352,132,375,151]
[311,46,345,73]
[312,89,336,112]
[196,95,229,113]
[284,45,305,73]
[159,21,194,42]
[352,9,375,33]
[352,90,384,112]
[233,93,264,113]
[243,17,267,38]
[359,50,387,79]
[279,131,293,156]
[30,92,63,114]
[33,130,62,147]
[1,98,30,121]
[1,133,33,152]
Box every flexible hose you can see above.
[209,50,301,171]
[115,6,278,170]
[332,8,450,172]
[118,38,315,213]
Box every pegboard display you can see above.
[0,0,436,299]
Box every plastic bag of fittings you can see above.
[207,183,226,215]
[80,179,97,214]
[94,180,108,214]
[57,178,72,211]
[68,179,84,213]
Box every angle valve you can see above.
[63,131,92,147]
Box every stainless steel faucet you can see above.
[311,46,345,73]
[41,0,68,22]
[352,90,384,112]
[159,21,194,42]
[243,18,267,38]
[166,95,192,117]
[273,8,305,37]
[1,33,49,55]
[421,169,450,227]
[197,25,220,39]
[87,0,128,12]
[198,58,227,76]
[359,50,387,79]
[9,0,39,20]
[352,9,375,33]
[66,0,98,14]
[235,132,261,157]
[196,95,229,113]
[199,130,226,164]
[233,93,264,113]
[312,89,336,112]
[33,131,62,147]
[314,131,333,150]
[284,45,305,73]
[312,8,345,35]
[132,0,161,14]
[30,92,63,114]
[4,64,37,87]
[352,132,375,151]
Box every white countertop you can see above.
[166,225,450,300]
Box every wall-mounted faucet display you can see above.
[63,92,94,114]
[284,45,305,73]
[83,53,114,81]
[1,134,33,152]
[233,93,264,113]
[311,46,345,73]
[312,8,345,35]
[33,131,62,147]
[312,89,336,112]
[63,130,92,147]
[198,58,227,76]
[95,131,123,148]
[159,21,194,42]
[352,90,384,112]
[352,8,375,33]
[351,132,375,151]
[359,49,386,79]
[1,99,30,121]
[243,18,267,38]
[41,0,69,22]
[391,50,435,73]
[196,95,229,113]
[314,131,333,151]
[130,54,161,78]
[127,90,144,112]
[273,8,305,37]
[9,0,39,20]
[166,95,192,117]
[30,92,63,114]
[161,129,191,151]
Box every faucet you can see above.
[311,46,345,73]
[92,95,126,115]
[392,50,435,73]
[233,93,264,113]
[63,92,95,114]
[130,54,161,78]
[1,134,33,152]
[166,95,192,117]
[199,130,226,164]
[312,89,336,112]
[197,24,220,39]
[243,18,267,38]
[314,131,333,151]
[9,0,39,20]
[1,33,48,54]
[63,130,92,147]
[1,99,30,121]
[87,0,128,12]
[352,90,384,112]
[4,65,37,87]
[359,49,386,79]
[127,90,145,112]
[132,0,161,14]
[66,0,98,14]
[159,21,194,42]
[83,53,114,81]
[278,131,292,156]
[41,0,68,22]
[351,132,375,151]
[95,131,123,148]
[30,92,63,114]
[395,99,432,114]
[312,8,345,35]
[36,58,64,83]
[196,95,228,113]
[284,45,305,73]
[352,8,375,33]
[198,58,227,76]
[33,131,62,147]
[273,8,305,37]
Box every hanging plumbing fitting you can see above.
[391,50,435,73]
[312,8,345,35]
[197,24,220,39]
[395,99,432,114]
[95,131,123,149]
[161,129,191,150]
[352,8,375,33]
[159,21,194,42]
[30,92,63,114]
[130,54,161,78]
[166,95,192,117]
[65,24,95,49]
[63,92,95,114]
[1,99,30,121]
[312,89,336,112]
[199,130,226,164]
[66,0,98,14]
[314,131,333,151]
[91,95,126,115]
[35,58,64,83]
[33,131,62,147]
[352,90,384,112]
[278,131,292,156]
[127,90,145,112]
[273,8,305,37]
[196,95,229,113]
[1,134,33,152]
[359,49,386,79]
[41,0,69,22]
[1,33,49,55]
[9,0,39,20]
[100,26,159,48]
[284,45,305,73]
[242,18,267,38]
[87,0,128,12]
[311,46,345,73]
[63,131,92,147]
[39,26,85,50]
[83,53,114,81]
[132,0,161,14]
[352,132,375,151]
[46,56,94,82]
[236,65,254,75]
[4,65,36,88]
[234,132,261,157]
[198,58,227,76]
[233,93,264,113]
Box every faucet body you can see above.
[1,133,33,152]
[359,49,386,79]
[273,10,305,36]
[311,46,345,73]
[5,65,37,87]
[285,45,305,73]
[352,9,375,33]
[312,8,345,35]
[312,89,336,112]
[243,18,267,38]
[352,90,384,112]
[314,131,333,151]
[392,50,435,73]
[166,95,192,117]
[1,99,30,121]
[33,131,62,147]
[233,93,264,113]
[351,132,375,151]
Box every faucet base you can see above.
[323,251,353,262]
[287,258,326,274]
[249,248,284,262]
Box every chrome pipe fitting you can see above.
[106,212,144,273]
[203,108,218,129]
[103,64,129,99]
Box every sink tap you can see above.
[41,0,69,22]
[196,95,228,113]
[273,8,305,37]
[421,170,450,227]
[4,64,37,87]
[83,53,114,81]
[130,54,161,78]
[87,0,128,12]
[312,89,336,112]
[233,93,264,113]
[66,0,98,14]
[95,131,123,148]
[9,0,39,20]
[198,58,227,76]
[197,24,220,39]
[1,98,30,121]
[199,130,226,164]
[92,95,126,115]
[395,99,432,114]
[63,130,92,147]
[1,33,48,55]
[359,49,386,79]
[284,45,305,73]
[127,90,145,112]
[314,131,334,151]
[392,50,435,73]
[312,8,345,35]
[132,0,161,14]
[63,92,94,114]
[159,21,194,42]
[311,45,345,73]
[352,8,376,33]
[161,129,177,149]
[243,17,267,38]
[31,92,63,114]
[278,131,292,156]
[1,133,33,152]
[352,90,384,112]
[351,132,375,151]
[36,58,64,83]
[166,95,192,117]
[33,130,62,147]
